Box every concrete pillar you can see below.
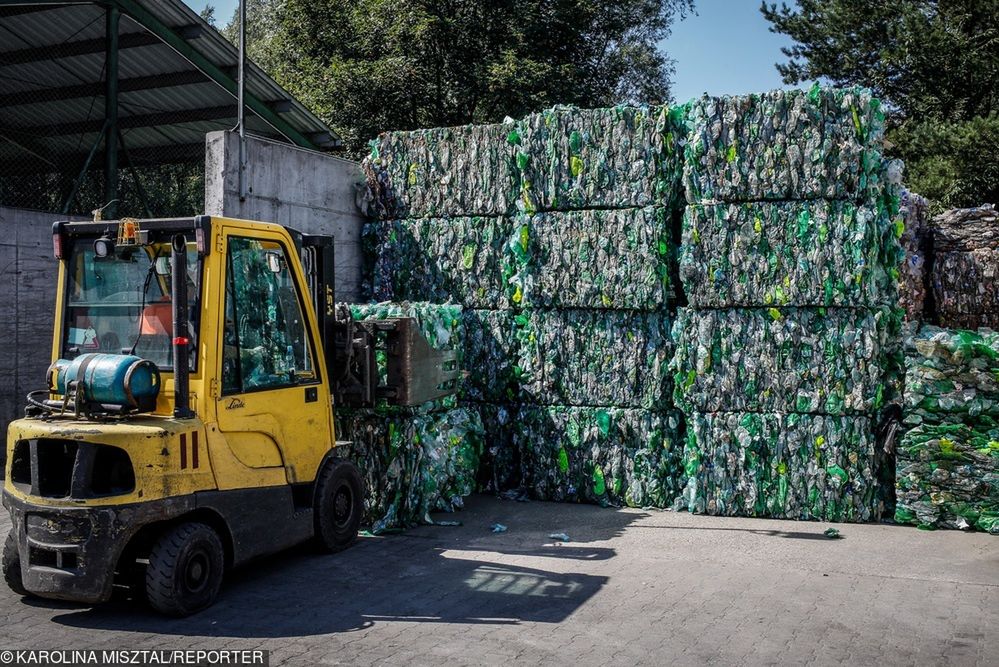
[205,131,366,301]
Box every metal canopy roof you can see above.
[0,0,339,182]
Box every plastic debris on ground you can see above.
[515,406,684,507]
[898,191,931,320]
[510,206,674,310]
[682,85,893,203]
[337,406,484,534]
[680,200,903,307]
[365,216,515,309]
[491,523,508,533]
[896,325,999,534]
[513,105,685,213]
[823,527,842,538]
[671,307,902,415]
[548,533,571,542]
[519,309,673,408]
[677,412,883,522]
[362,123,518,219]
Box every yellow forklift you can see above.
[2,215,457,616]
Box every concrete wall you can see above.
[205,131,366,301]
[0,207,70,438]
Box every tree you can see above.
[761,0,999,209]
[223,0,693,158]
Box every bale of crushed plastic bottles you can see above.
[519,309,673,408]
[680,199,902,307]
[677,411,883,521]
[931,250,999,324]
[682,85,892,203]
[671,307,902,415]
[462,309,520,403]
[903,325,999,425]
[509,206,674,310]
[362,123,519,219]
[337,406,484,533]
[894,420,999,533]
[516,406,683,507]
[513,105,685,213]
[475,403,521,492]
[898,191,931,320]
[365,216,515,309]
[931,204,999,252]
[347,301,464,409]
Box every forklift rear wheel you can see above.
[145,522,224,617]
[3,531,29,597]
[315,459,363,552]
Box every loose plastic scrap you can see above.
[682,85,896,204]
[462,310,521,403]
[347,301,464,410]
[903,325,999,425]
[362,122,519,219]
[365,216,515,309]
[509,206,674,310]
[680,199,902,308]
[671,307,902,415]
[897,191,931,320]
[513,104,685,213]
[337,406,484,534]
[518,309,673,409]
[895,420,999,534]
[548,533,571,542]
[677,412,883,522]
[515,406,683,507]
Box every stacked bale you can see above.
[673,86,904,521]
[898,191,931,321]
[930,204,999,330]
[362,106,686,507]
[897,326,999,533]
[334,302,484,532]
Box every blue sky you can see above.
[185,0,799,102]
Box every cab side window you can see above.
[222,237,316,394]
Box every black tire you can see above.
[145,522,224,617]
[314,459,363,552]
[3,531,29,597]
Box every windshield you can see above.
[62,239,201,370]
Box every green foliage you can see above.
[222,0,693,158]
[889,115,999,212]
[761,0,999,206]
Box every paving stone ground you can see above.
[0,494,995,666]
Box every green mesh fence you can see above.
[682,85,894,203]
[672,307,902,415]
[678,412,883,521]
[680,199,903,308]
[337,405,484,533]
[512,105,685,213]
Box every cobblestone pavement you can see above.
[0,495,996,666]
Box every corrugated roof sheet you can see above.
[0,0,338,173]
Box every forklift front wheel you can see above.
[3,531,29,597]
[145,522,224,617]
[314,459,363,552]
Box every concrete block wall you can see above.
[205,131,366,301]
[0,207,73,439]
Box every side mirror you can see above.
[265,251,284,274]
[154,257,170,276]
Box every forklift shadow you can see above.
[48,539,609,636]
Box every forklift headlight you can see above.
[94,235,115,258]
